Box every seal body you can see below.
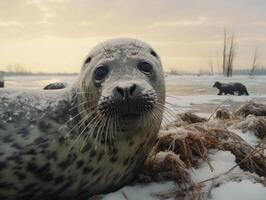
[43,82,67,90]
[0,38,165,200]
[213,81,249,96]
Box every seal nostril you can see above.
[129,84,136,96]
[116,86,125,98]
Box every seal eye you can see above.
[94,65,109,82]
[138,62,153,76]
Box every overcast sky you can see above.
[0,0,266,73]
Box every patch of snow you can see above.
[166,75,266,87]
[191,150,243,182]
[211,180,266,200]
[167,95,265,107]
[3,76,76,90]
[194,112,210,118]
[102,182,175,200]
[194,88,206,93]
[229,128,260,147]
[190,150,266,200]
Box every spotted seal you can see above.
[0,38,165,200]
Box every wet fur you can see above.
[213,81,249,96]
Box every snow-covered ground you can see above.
[103,150,266,200]
[1,75,266,199]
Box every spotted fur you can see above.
[0,38,165,200]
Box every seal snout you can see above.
[98,81,157,119]
[115,83,137,100]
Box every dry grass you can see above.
[179,112,207,124]
[235,101,266,117]
[136,101,266,199]
[215,108,231,120]
[235,115,266,139]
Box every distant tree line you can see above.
[0,64,78,76]
[166,67,266,76]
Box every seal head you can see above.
[76,38,165,146]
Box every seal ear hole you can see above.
[85,57,92,65]
[150,49,158,58]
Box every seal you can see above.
[44,82,67,90]
[213,81,249,96]
[0,38,165,200]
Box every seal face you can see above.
[0,38,165,200]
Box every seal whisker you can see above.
[104,113,113,150]
[83,114,103,149]
[78,113,103,151]
[70,112,98,149]
[147,107,162,125]
[58,108,91,131]
[148,104,168,126]
[141,106,155,127]
[80,117,100,151]
[156,102,178,118]
[97,114,109,147]
[155,104,175,121]
[69,112,98,151]
[68,99,98,111]
[64,113,90,138]
[80,130,90,151]
[92,115,105,148]
[80,111,100,151]
[154,104,175,125]
[108,113,114,149]
[94,108,113,148]
[111,110,119,148]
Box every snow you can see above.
[103,150,266,200]
[191,150,266,200]
[102,182,175,200]
[166,95,266,113]
[1,74,266,199]
[166,75,266,87]
[190,150,243,183]
[3,75,76,90]
[211,180,266,200]
[195,112,211,118]
[230,128,260,147]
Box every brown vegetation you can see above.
[136,101,266,199]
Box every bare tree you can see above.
[226,34,235,77]
[216,50,221,75]
[208,58,214,75]
[250,47,258,76]
[222,29,227,76]
[222,29,236,77]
